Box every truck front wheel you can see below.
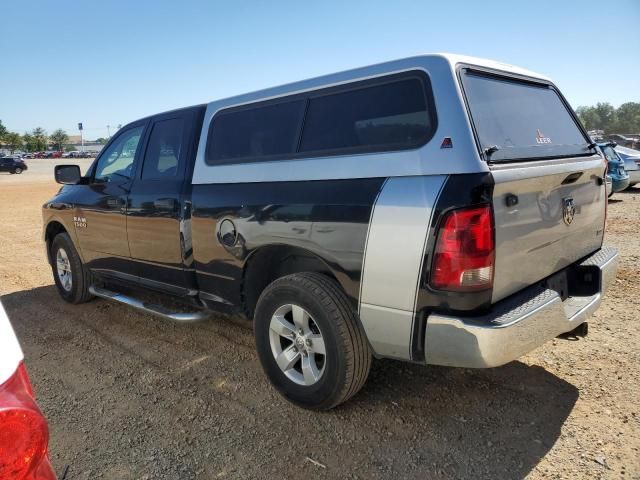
[50,233,94,304]
[254,272,371,410]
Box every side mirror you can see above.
[54,164,82,185]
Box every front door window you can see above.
[94,126,144,182]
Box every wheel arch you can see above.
[44,217,84,264]
[241,244,355,319]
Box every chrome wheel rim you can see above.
[15,168,22,174]
[56,248,72,292]
[269,304,326,386]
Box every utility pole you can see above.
[107,124,111,139]
[78,122,84,153]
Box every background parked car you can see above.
[62,151,94,158]
[599,142,630,196]
[0,302,56,479]
[0,156,27,174]
[615,145,640,188]
[607,134,639,149]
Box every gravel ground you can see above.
[0,168,638,479]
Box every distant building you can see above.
[70,143,103,153]
[65,135,104,153]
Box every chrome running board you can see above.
[89,285,209,322]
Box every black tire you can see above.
[254,272,371,410]
[50,233,94,304]
[14,168,22,174]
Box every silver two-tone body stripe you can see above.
[359,175,447,360]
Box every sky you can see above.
[1,0,639,140]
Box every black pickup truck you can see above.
[43,54,617,409]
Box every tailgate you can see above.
[490,157,605,302]
[459,66,606,303]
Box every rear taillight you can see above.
[0,362,53,480]
[430,205,495,291]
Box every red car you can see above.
[0,303,56,480]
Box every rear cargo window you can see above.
[462,71,589,162]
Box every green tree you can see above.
[49,129,69,151]
[592,103,616,133]
[4,132,22,153]
[22,133,36,152]
[576,106,601,131]
[30,128,48,151]
[612,102,640,133]
[0,120,7,143]
[96,137,108,145]
[576,102,640,134]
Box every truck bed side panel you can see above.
[191,178,385,308]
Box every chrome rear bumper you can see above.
[424,247,618,368]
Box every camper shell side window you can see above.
[205,70,437,166]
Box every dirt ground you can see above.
[0,162,638,479]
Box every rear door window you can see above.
[142,117,185,179]
[462,71,589,162]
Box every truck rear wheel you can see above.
[50,233,94,304]
[254,272,371,410]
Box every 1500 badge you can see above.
[73,216,87,228]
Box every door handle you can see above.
[153,198,177,210]
[561,172,583,185]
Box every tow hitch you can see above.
[557,322,589,340]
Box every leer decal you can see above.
[536,129,552,144]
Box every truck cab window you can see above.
[94,126,144,182]
[142,118,184,179]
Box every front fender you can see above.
[42,200,84,264]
